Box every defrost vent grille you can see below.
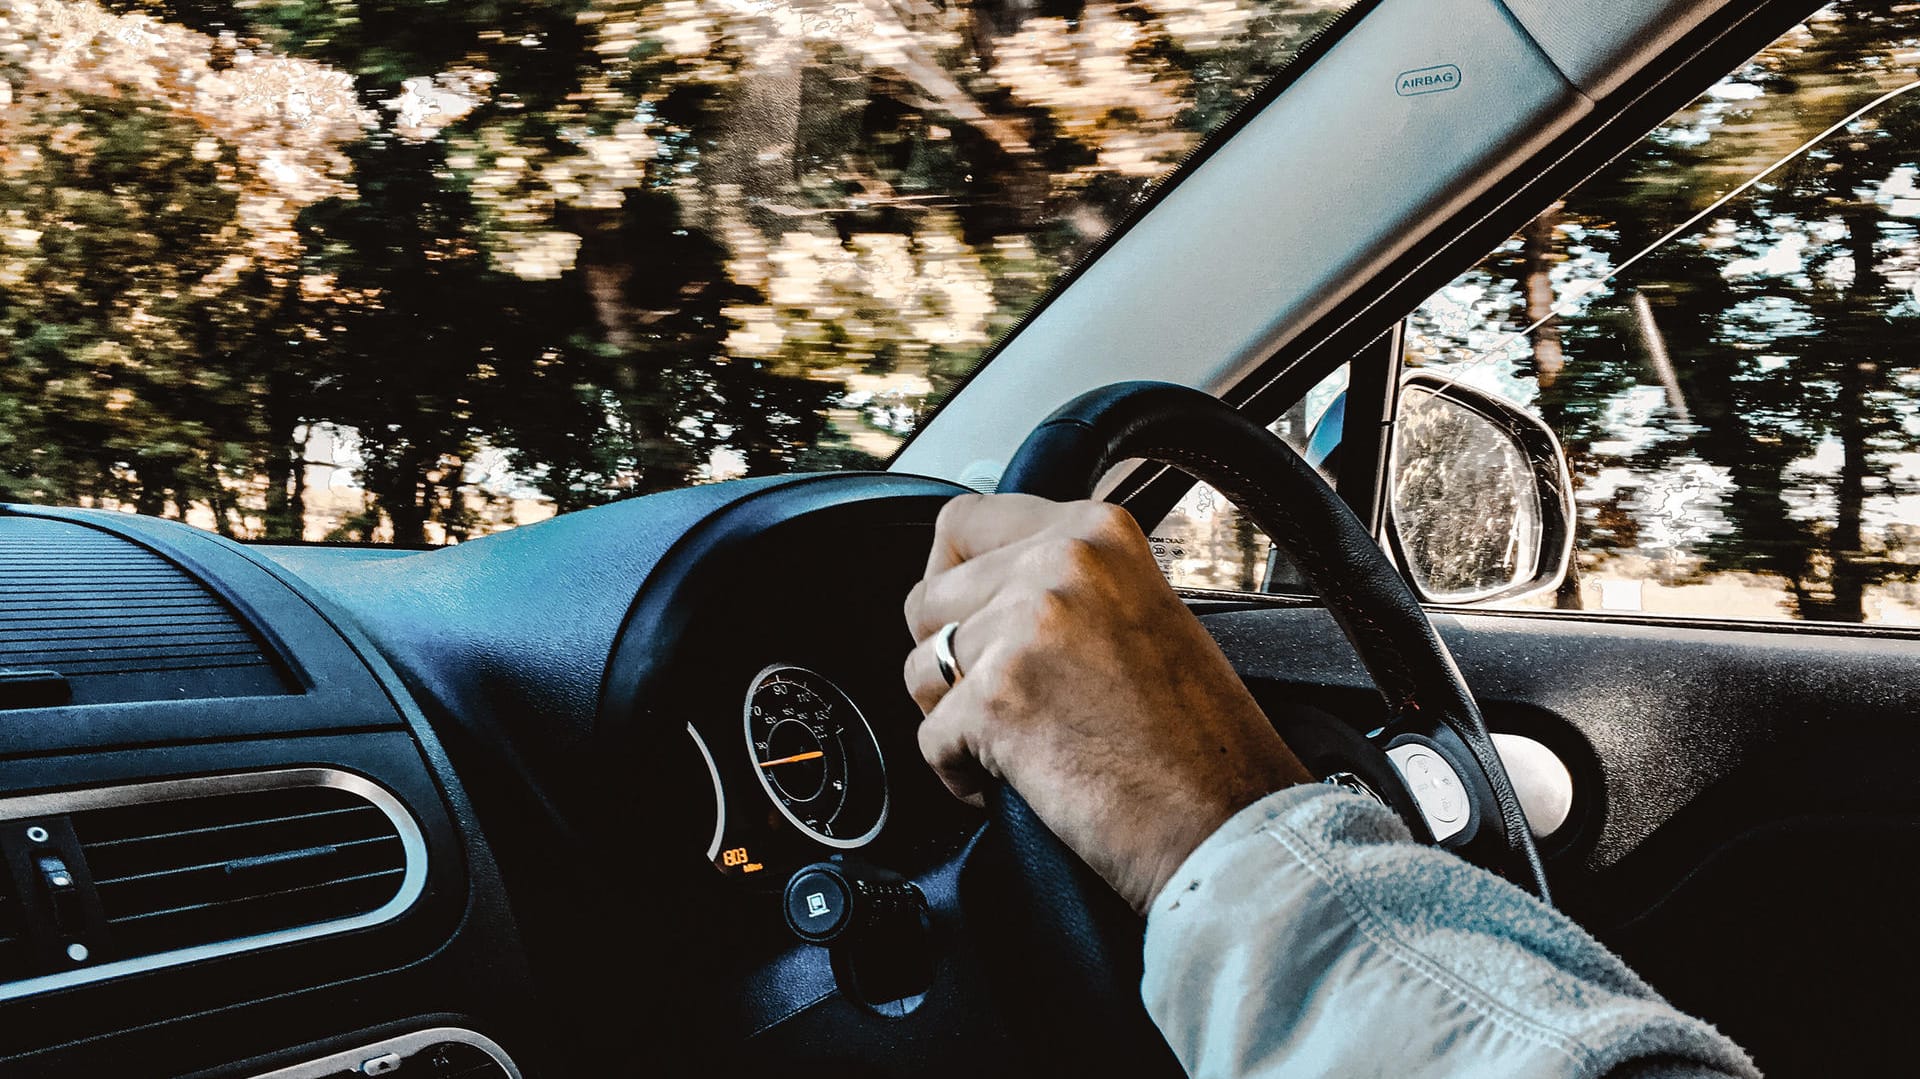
[0,516,289,705]
[0,770,426,1002]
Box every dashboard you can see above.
[0,473,999,1077]
[1,459,1822,1078]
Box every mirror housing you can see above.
[1387,372,1573,605]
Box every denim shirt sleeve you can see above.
[1141,785,1760,1079]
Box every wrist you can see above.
[1136,772,1303,913]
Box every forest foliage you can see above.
[0,0,1339,543]
[7,0,1920,625]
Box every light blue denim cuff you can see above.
[1142,785,1758,1079]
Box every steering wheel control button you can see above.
[783,860,934,1009]
[785,868,853,943]
[358,1053,404,1076]
[1386,743,1471,842]
[782,861,928,947]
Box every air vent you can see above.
[251,1028,520,1079]
[73,782,410,961]
[0,770,425,1001]
[310,1040,509,1078]
[0,516,289,705]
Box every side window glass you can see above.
[1404,3,1920,626]
[1153,365,1348,592]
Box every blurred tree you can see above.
[0,0,1406,548]
[0,84,270,533]
[295,134,514,544]
[1409,0,1920,623]
[1662,3,1920,622]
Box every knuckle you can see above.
[935,492,981,537]
[1007,588,1073,647]
[1077,500,1135,541]
[903,645,939,706]
[1032,585,1074,627]
[1053,535,1107,582]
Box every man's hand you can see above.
[903,493,1313,913]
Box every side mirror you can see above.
[1387,372,1574,604]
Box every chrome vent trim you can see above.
[0,768,427,1002]
[247,1027,521,1079]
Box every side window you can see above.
[1403,3,1920,626]
[1152,365,1348,592]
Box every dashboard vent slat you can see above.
[72,784,411,963]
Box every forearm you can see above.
[1142,785,1758,1079]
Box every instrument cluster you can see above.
[685,664,893,885]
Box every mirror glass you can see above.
[1391,384,1543,601]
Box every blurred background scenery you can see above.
[5,1,1920,627]
[0,0,1344,543]
[1404,2,1920,625]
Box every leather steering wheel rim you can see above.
[972,380,1550,1074]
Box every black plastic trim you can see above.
[0,508,411,755]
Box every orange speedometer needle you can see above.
[759,750,825,768]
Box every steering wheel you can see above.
[965,380,1549,1075]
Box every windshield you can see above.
[0,0,1347,544]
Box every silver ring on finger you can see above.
[933,621,965,687]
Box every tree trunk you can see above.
[371,449,434,546]
[262,389,304,540]
[1554,552,1584,610]
[1522,202,1579,607]
[203,464,238,539]
[385,494,428,547]
[1828,356,1870,623]
[1520,202,1565,389]
[289,430,308,542]
[1233,512,1263,593]
[1822,205,1881,624]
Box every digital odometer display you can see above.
[743,665,888,848]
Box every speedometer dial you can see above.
[744,665,888,848]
